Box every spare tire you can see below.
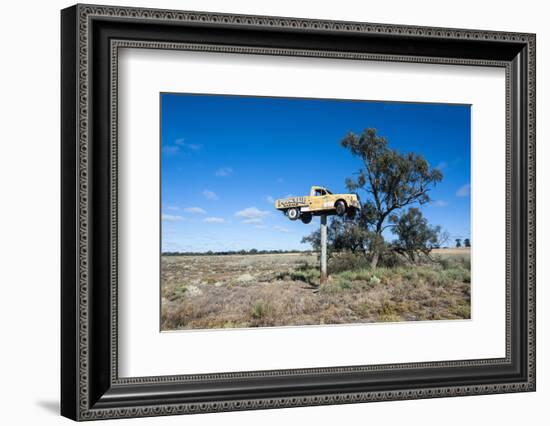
[287,208,300,221]
[335,200,346,216]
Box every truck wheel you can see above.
[287,208,300,221]
[346,207,356,220]
[301,213,312,224]
[335,200,346,216]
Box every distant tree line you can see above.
[162,249,313,256]
[454,238,471,248]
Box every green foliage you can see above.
[442,267,471,284]
[328,252,370,274]
[339,280,352,290]
[390,208,441,262]
[174,284,187,298]
[301,216,373,256]
[251,300,272,320]
[369,275,381,286]
[335,269,373,282]
[342,128,442,247]
[277,268,320,286]
[377,250,408,268]
[378,300,401,322]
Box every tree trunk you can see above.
[370,222,384,269]
[370,250,379,269]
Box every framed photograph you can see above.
[61,4,536,421]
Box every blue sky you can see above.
[161,93,471,252]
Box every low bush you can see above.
[328,252,370,274]
[441,267,471,284]
[378,251,408,268]
[290,269,320,285]
[168,283,187,301]
[277,268,320,286]
[251,300,272,320]
[450,301,471,318]
[377,300,401,322]
[339,279,352,290]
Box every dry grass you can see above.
[161,251,471,330]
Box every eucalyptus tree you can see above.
[341,128,443,267]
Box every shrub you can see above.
[378,300,397,316]
[434,255,454,270]
[339,279,352,290]
[277,268,320,286]
[378,251,407,268]
[328,252,370,274]
[353,303,370,318]
[377,300,401,322]
[434,273,453,287]
[442,267,470,283]
[290,269,320,285]
[369,275,381,286]
[335,268,373,282]
[450,302,471,318]
[319,283,342,295]
[251,300,272,320]
[295,261,312,271]
[416,267,440,284]
[169,283,187,301]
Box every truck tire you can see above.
[301,213,312,224]
[287,208,300,221]
[335,200,346,216]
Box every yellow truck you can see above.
[274,186,361,224]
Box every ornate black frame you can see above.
[61,4,536,421]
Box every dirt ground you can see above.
[161,249,471,330]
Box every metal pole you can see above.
[320,214,327,284]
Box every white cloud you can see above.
[162,214,185,222]
[203,189,219,200]
[203,217,225,224]
[235,207,270,219]
[165,205,180,211]
[274,225,290,233]
[183,207,206,214]
[162,146,180,155]
[433,200,448,207]
[242,218,263,224]
[266,195,275,204]
[456,184,471,197]
[163,138,202,155]
[175,138,202,151]
[215,167,233,177]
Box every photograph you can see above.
[57,4,536,420]
[160,93,472,331]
